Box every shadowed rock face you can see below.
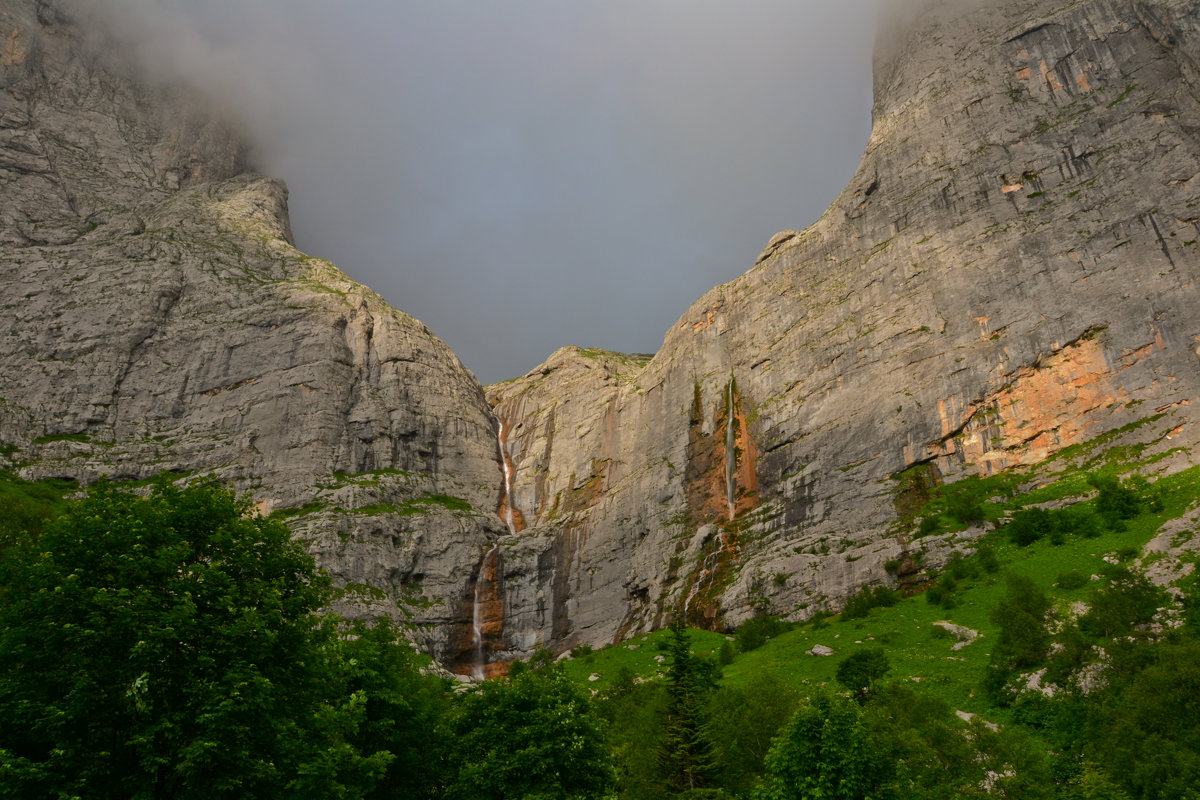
[486,0,1200,653]
[5,0,1200,669]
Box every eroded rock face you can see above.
[0,0,507,663]
[485,0,1200,653]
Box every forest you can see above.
[1,457,1198,799]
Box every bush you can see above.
[986,575,1052,703]
[946,493,985,526]
[1079,567,1164,639]
[1056,570,1090,590]
[1058,504,1103,538]
[735,615,793,653]
[836,649,891,702]
[945,551,979,581]
[1006,508,1056,547]
[925,574,959,609]
[1091,474,1141,529]
[976,545,1001,573]
[842,586,900,620]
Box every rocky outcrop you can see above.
[484,0,1200,653]
[0,0,508,665]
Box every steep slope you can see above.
[486,0,1200,657]
[0,1,508,664]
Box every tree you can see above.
[985,574,1051,702]
[658,619,720,793]
[836,648,890,703]
[0,479,389,799]
[1086,639,1200,799]
[707,674,801,798]
[1078,567,1164,639]
[445,662,614,800]
[337,620,454,800]
[752,690,890,800]
[597,672,669,800]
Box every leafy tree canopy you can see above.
[446,662,615,800]
[0,479,390,799]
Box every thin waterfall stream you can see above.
[467,416,523,679]
[469,543,499,680]
[684,379,739,620]
[725,379,736,521]
[496,418,520,535]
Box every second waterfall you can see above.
[496,418,524,534]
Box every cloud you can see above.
[86,1,883,383]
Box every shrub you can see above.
[1056,570,1090,590]
[976,545,1001,573]
[926,574,959,609]
[1079,567,1164,639]
[1006,508,1056,547]
[1091,474,1141,529]
[836,649,891,702]
[1058,504,1102,538]
[946,493,985,526]
[842,585,900,620]
[736,615,793,653]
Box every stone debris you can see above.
[955,710,1000,732]
[933,621,980,650]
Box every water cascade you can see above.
[725,379,737,521]
[469,543,500,680]
[496,419,523,535]
[686,531,724,607]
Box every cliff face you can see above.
[5,0,1200,672]
[0,1,508,663]
[485,0,1200,654]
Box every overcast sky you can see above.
[97,1,883,384]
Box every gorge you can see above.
[3,0,1200,677]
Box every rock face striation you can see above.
[4,0,1200,672]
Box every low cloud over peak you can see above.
[87,1,881,384]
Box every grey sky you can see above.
[96,1,883,384]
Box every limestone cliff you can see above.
[0,0,508,664]
[5,0,1200,675]
[485,0,1200,655]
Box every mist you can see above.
[90,1,884,384]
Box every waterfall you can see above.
[470,543,500,680]
[725,379,737,521]
[497,419,518,535]
[683,529,729,619]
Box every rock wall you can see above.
[485,0,1200,655]
[0,0,508,664]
